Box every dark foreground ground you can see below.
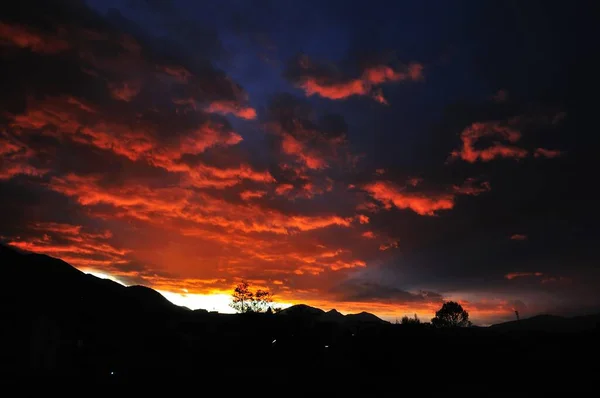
[2,245,599,392]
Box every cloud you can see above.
[332,280,444,304]
[361,231,376,239]
[450,121,528,163]
[534,148,562,158]
[206,101,257,120]
[379,241,399,251]
[46,173,353,235]
[6,222,129,268]
[491,89,509,103]
[510,234,527,241]
[240,190,267,201]
[0,22,69,54]
[286,55,423,103]
[363,180,454,216]
[453,178,491,196]
[505,272,543,280]
[108,81,142,102]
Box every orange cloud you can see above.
[505,272,543,280]
[0,22,69,53]
[356,214,370,224]
[361,231,376,239]
[363,181,454,216]
[534,148,562,158]
[275,183,294,196]
[299,77,367,100]
[450,121,528,163]
[240,190,267,200]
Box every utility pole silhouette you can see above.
[515,310,520,321]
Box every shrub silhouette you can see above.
[401,314,421,325]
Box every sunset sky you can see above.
[1,0,598,325]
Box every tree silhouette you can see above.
[431,301,471,327]
[230,281,273,313]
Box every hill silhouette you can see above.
[491,313,600,333]
[1,244,599,390]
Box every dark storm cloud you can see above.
[332,279,444,304]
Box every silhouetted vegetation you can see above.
[431,301,472,327]
[400,314,421,325]
[230,280,273,313]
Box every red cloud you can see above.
[492,89,509,102]
[47,173,352,235]
[534,148,562,158]
[406,177,422,187]
[206,101,257,120]
[240,190,267,201]
[159,65,193,83]
[505,272,543,280]
[379,241,399,251]
[361,231,376,239]
[0,22,69,53]
[510,234,527,241]
[356,214,370,224]
[292,56,423,103]
[7,222,129,269]
[0,132,48,180]
[363,181,454,216]
[281,133,328,170]
[275,183,294,196]
[362,63,423,84]
[450,121,528,163]
[300,78,367,100]
[9,95,273,189]
[108,81,142,102]
[453,178,491,196]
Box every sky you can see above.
[1,0,598,325]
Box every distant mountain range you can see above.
[0,244,385,323]
[277,305,388,324]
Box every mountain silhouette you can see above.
[1,244,186,316]
[318,309,346,323]
[491,313,600,333]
